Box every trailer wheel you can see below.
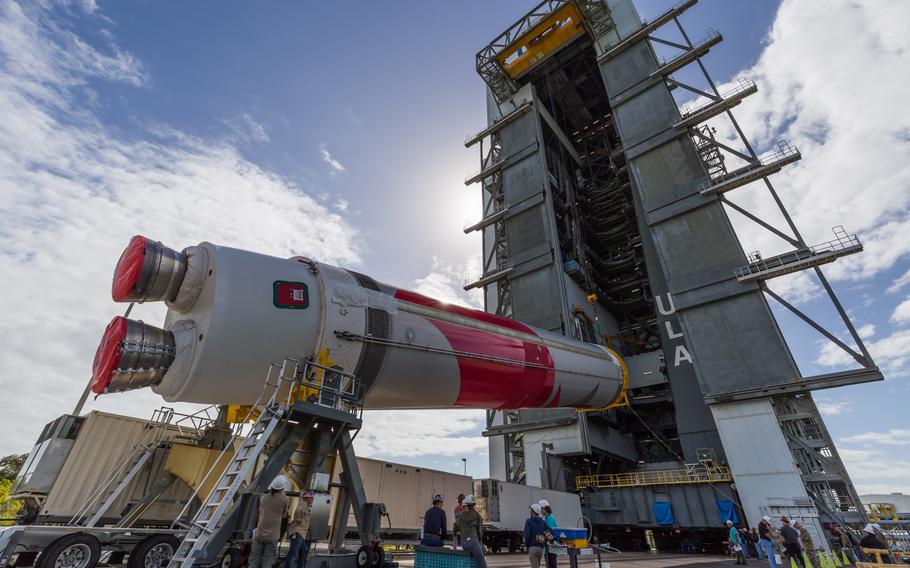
[128,535,180,568]
[37,534,101,568]
[371,547,385,568]
[220,548,241,568]
[355,545,370,568]
[355,545,384,568]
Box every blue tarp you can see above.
[653,501,675,525]
[715,499,739,524]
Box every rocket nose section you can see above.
[91,316,176,394]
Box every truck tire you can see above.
[37,534,102,568]
[128,534,180,568]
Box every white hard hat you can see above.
[872,523,882,530]
[762,516,771,522]
[530,504,542,515]
[269,475,289,491]
[726,520,733,526]
[463,495,476,505]
[863,524,875,534]
[539,499,550,508]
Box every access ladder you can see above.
[168,403,285,568]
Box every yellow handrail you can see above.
[576,464,732,489]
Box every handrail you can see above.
[576,464,731,489]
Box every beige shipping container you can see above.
[41,411,196,523]
[329,457,472,535]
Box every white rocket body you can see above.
[93,238,626,411]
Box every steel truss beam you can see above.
[649,11,874,526]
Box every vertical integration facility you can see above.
[464,0,882,550]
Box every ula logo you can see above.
[654,293,693,367]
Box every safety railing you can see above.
[677,77,756,122]
[735,227,862,280]
[652,28,721,76]
[464,263,513,288]
[575,463,732,489]
[697,140,801,195]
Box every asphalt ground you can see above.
[385,551,761,568]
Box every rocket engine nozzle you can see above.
[90,316,176,394]
[112,235,187,303]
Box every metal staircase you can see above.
[168,398,285,568]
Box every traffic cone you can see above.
[841,550,851,566]
[803,553,814,568]
[833,551,843,567]
[818,552,829,568]
[791,557,800,568]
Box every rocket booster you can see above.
[91,236,627,410]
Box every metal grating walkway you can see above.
[698,140,801,195]
[735,227,863,281]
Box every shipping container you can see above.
[38,411,197,524]
[329,457,472,538]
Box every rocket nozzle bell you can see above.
[90,316,176,394]
[112,236,187,303]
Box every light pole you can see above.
[462,457,467,476]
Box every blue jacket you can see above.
[524,516,549,548]
[423,506,447,539]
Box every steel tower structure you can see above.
[464,0,881,549]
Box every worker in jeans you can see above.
[759,516,778,568]
[779,517,805,568]
[539,500,558,568]
[525,504,550,568]
[286,489,314,568]
[421,495,447,546]
[249,475,290,568]
[456,496,487,568]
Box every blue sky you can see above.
[0,0,908,494]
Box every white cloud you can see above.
[816,328,910,378]
[842,429,910,446]
[837,447,910,494]
[891,296,910,325]
[816,401,851,416]
[220,112,270,144]
[412,255,483,309]
[0,2,361,454]
[319,143,345,173]
[887,269,910,294]
[696,0,910,292]
[356,410,488,458]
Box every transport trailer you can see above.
[2,409,233,568]
[0,526,188,568]
[473,479,584,553]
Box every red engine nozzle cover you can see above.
[112,235,149,302]
[91,316,128,394]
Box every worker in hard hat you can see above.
[727,520,746,565]
[860,524,893,563]
[421,494,447,547]
[286,489,315,568]
[525,504,551,568]
[456,495,487,568]
[778,516,805,568]
[539,500,557,568]
[758,515,778,568]
[249,475,290,568]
